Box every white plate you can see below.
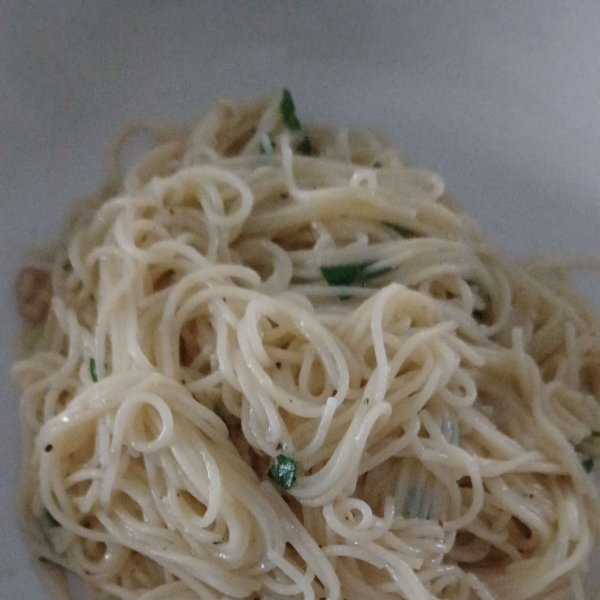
[1,2,600,598]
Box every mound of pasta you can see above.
[13,91,600,600]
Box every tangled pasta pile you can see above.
[13,92,600,600]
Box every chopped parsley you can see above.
[320,262,372,287]
[268,454,297,490]
[280,89,301,131]
[213,404,222,419]
[89,358,98,382]
[296,135,313,156]
[38,557,52,565]
[320,261,394,290]
[373,161,382,168]
[383,222,415,238]
[582,457,594,473]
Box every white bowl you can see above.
[2,2,599,598]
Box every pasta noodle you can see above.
[13,92,600,600]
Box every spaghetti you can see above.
[13,92,600,600]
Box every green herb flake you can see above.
[44,510,60,528]
[582,457,594,473]
[268,454,297,490]
[364,398,370,405]
[373,161,382,168]
[383,222,415,238]
[38,557,52,565]
[320,262,373,287]
[296,135,312,156]
[89,358,98,383]
[280,89,301,132]
[213,405,222,419]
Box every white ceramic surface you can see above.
[2,2,600,598]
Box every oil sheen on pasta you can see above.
[12,92,600,600]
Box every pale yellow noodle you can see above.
[13,93,600,600]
